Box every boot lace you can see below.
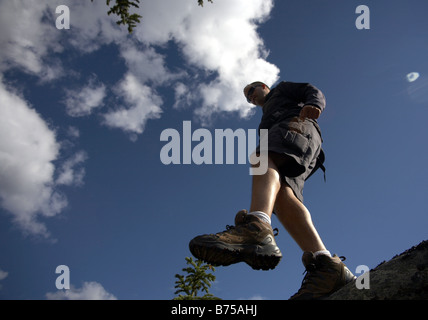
[300,263,317,287]
[296,256,347,294]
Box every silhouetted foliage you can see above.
[174,257,220,300]
[198,0,214,7]
[93,0,214,33]
[91,0,141,33]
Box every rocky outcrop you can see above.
[328,240,428,300]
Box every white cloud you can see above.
[56,151,88,187]
[0,268,7,290]
[0,0,64,80]
[0,269,8,281]
[136,0,280,121]
[58,0,279,127]
[173,82,195,110]
[103,72,163,136]
[238,294,267,300]
[64,0,124,53]
[0,0,123,78]
[120,44,184,85]
[0,78,67,237]
[67,126,80,139]
[247,294,266,300]
[1,0,279,134]
[0,79,89,238]
[46,281,117,300]
[64,78,106,117]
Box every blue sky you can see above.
[0,0,427,300]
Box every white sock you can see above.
[313,250,331,258]
[248,211,271,225]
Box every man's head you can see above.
[243,82,270,107]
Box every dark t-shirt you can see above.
[259,81,326,134]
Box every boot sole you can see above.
[189,238,282,271]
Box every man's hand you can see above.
[299,105,321,121]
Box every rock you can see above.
[328,240,428,300]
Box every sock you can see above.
[248,211,271,225]
[313,250,331,258]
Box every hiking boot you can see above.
[289,252,356,300]
[189,210,282,270]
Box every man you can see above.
[189,81,355,299]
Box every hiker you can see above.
[189,81,355,299]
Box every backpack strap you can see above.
[305,148,326,182]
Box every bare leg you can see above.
[249,156,282,216]
[274,185,326,252]
[250,152,326,252]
